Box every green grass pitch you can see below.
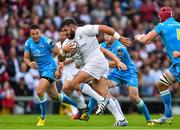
[0,114,180,130]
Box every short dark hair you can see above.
[30,24,40,30]
[60,17,76,30]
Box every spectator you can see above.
[1,81,15,114]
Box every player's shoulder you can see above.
[100,42,107,48]
[114,40,125,49]
[24,38,33,47]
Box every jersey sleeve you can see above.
[80,25,99,36]
[100,42,106,48]
[24,40,30,52]
[153,23,163,34]
[46,38,55,51]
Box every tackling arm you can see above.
[134,31,158,44]
[98,25,132,47]
[100,47,127,70]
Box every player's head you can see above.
[60,17,77,40]
[158,6,174,22]
[30,24,41,42]
[104,33,114,45]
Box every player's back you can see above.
[24,35,57,71]
[155,18,180,64]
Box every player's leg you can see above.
[87,97,97,115]
[153,69,175,124]
[91,77,127,127]
[36,78,50,126]
[62,80,89,120]
[62,80,87,109]
[128,86,153,126]
[71,70,105,102]
[106,79,125,117]
[46,82,78,107]
[69,70,112,121]
[36,69,57,126]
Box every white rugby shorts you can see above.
[81,56,109,80]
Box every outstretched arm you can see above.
[100,47,127,70]
[134,31,158,44]
[98,25,132,47]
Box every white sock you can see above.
[70,90,87,109]
[81,84,104,101]
[114,98,125,118]
[107,98,125,121]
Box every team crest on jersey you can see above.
[117,49,123,56]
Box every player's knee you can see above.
[36,87,44,98]
[156,77,170,91]
[129,94,139,103]
[71,80,80,90]
[62,84,72,95]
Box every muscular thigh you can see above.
[36,78,50,94]
[71,70,95,88]
[91,77,110,97]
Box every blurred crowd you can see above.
[0,0,180,114]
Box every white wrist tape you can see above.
[113,32,121,39]
[60,49,66,57]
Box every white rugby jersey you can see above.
[74,25,105,63]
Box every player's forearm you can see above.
[24,58,31,67]
[58,54,66,62]
[135,31,158,44]
[64,58,74,65]
[138,35,151,44]
[98,25,115,36]
[108,61,116,68]
[100,47,121,66]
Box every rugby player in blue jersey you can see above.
[24,25,78,126]
[135,6,180,124]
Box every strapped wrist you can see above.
[113,32,121,39]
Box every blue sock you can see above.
[160,89,172,118]
[87,97,97,115]
[39,96,47,119]
[59,93,78,108]
[136,99,151,121]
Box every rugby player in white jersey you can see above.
[60,17,131,126]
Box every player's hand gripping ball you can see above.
[62,40,77,58]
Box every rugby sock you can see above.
[107,98,125,121]
[39,96,47,119]
[69,90,87,109]
[160,89,172,118]
[114,98,125,117]
[87,97,97,115]
[59,93,78,107]
[80,84,104,101]
[136,99,151,121]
